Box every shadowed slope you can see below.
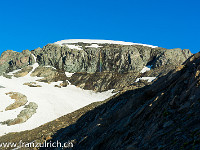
[46,53,200,150]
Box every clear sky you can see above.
[0,0,199,54]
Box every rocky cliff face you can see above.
[0,43,192,93]
[32,44,191,73]
[44,52,200,150]
[0,43,192,76]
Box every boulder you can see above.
[2,102,38,126]
[5,92,28,111]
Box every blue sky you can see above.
[0,0,199,54]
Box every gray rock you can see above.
[1,102,38,126]
[24,102,38,109]
[152,48,192,68]
[5,92,28,111]
[30,66,67,83]
[23,82,42,87]
[0,43,192,75]
[32,44,192,74]
[0,50,35,75]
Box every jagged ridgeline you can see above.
[0,42,192,75]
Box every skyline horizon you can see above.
[0,0,199,54]
[0,38,197,55]
[0,38,198,54]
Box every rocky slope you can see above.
[42,52,200,150]
[0,39,195,149]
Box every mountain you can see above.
[45,52,200,150]
[0,39,196,149]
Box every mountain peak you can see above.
[54,39,158,49]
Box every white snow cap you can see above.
[54,39,158,49]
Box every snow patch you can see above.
[85,44,103,48]
[32,54,37,62]
[65,72,74,77]
[140,65,152,73]
[7,69,22,76]
[44,65,57,70]
[135,77,156,82]
[65,44,82,50]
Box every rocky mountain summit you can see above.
[0,40,191,75]
[0,40,192,92]
[0,39,197,150]
[32,44,191,73]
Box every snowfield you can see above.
[54,39,158,50]
[85,44,103,48]
[0,60,115,136]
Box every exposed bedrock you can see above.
[32,44,192,73]
[0,44,192,75]
[0,50,35,75]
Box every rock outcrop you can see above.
[5,92,28,111]
[69,72,140,92]
[0,50,35,75]
[2,102,38,126]
[26,43,192,92]
[32,44,192,73]
[13,66,33,77]
[30,66,67,83]
[23,82,42,87]
[0,43,192,83]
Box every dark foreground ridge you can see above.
[43,53,200,150]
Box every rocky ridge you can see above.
[32,44,191,73]
[0,42,191,75]
[0,41,192,92]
